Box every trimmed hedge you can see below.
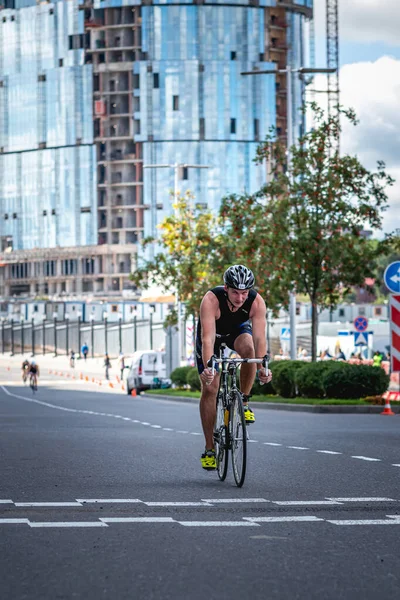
[170,366,193,387]
[187,367,201,391]
[323,363,389,399]
[296,361,349,399]
[270,360,305,398]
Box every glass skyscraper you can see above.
[0,0,313,297]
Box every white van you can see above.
[126,350,166,395]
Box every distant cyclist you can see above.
[21,358,30,384]
[29,360,40,390]
[196,265,272,470]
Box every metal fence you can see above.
[0,319,166,359]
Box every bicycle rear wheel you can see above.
[213,394,229,481]
[230,391,247,487]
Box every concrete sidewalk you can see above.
[0,353,130,394]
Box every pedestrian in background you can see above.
[69,350,75,368]
[118,352,125,380]
[81,342,89,361]
[104,353,111,380]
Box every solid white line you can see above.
[272,500,343,506]
[0,519,30,524]
[100,517,175,523]
[201,498,268,504]
[327,518,400,526]
[243,516,324,523]
[178,521,259,527]
[76,499,142,504]
[264,442,282,446]
[29,521,108,528]
[145,502,211,507]
[287,446,309,450]
[351,456,381,462]
[14,502,83,507]
[326,497,396,502]
[317,450,342,455]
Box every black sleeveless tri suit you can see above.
[196,286,257,373]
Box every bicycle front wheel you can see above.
[230,391,247,487]
[213,395,229,481]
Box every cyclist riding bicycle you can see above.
[196,265,273,470]
[21,358,30,383]
[28,360,40,388]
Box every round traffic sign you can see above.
[384,261,400,294]
[354,316,368,332]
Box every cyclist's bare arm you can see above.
[199,292,219,383]
[249,295,272,383]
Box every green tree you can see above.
[131,191,223,320]
[218,104,394,360]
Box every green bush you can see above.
[296,361,350,398]
[187,367,201,391]
[270,360,305,398]
[323,363,390,399]
[170,365,193,387]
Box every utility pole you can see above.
[143,163,209,365]
[241,66,336,360]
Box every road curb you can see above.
[142,393,400,414]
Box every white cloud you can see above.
[311,56,400,234]
[314,0,400,48]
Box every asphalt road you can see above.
[1,371,400,600]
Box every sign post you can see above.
[384,262,400,399]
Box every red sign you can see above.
[390,295,400,373]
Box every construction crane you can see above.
[326,0,340,126]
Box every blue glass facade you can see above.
[0,0,313,272]
[0,0,96,250]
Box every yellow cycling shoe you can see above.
[243,405,255,425]
[201,449,216,471]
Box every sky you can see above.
[312,0,400,234]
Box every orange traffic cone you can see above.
[131,389,137,397]
[381,392,395,416]
[109,382,114,388]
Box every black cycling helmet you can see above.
[223,265,255,290]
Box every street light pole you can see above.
[103,311,108,355]
[90,315,94,359]
[21,317,24,356]
[53,313,58,357]
[65,315,69,356]
[241,65,336,359]
[143,162,209,365]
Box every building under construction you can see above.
[0,0,313,299]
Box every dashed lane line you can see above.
[326,497,396,502]
[1,386,396,467]
[2,515,400,528]
[272,500,343,506]
[352,456,381,462]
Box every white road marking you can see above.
[272,500,343,506]
[190,432,202,435]
[176,430,189,434]
[351,456,381,462]
[162,428,173,431]
[201,498,268,504]
[327,517,400,526]
[76,499,142,504]
[287,446,309,450]
[151,425,162,428]
[326,497,395,502]
[263,442,282,446]
[100,517,175,523]
[244,516,324,523]
[141,422,150,426]
[248,440,259,443]
[392,464,400,467]
[145,502,211,507]
[178,521,259,527]
[14,502,83,507]
[29,521,108,528]
[0,519,30,524]
[317,450,342,455]
[0,500,13,504]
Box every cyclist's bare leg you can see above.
[233,333,256,399]
[199,374,220,450]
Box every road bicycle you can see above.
[29,373,38,393]
[208,344,268,488]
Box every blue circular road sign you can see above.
[354,316,368,332]
[384,261,400,293]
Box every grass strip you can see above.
[145,389,377,406]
